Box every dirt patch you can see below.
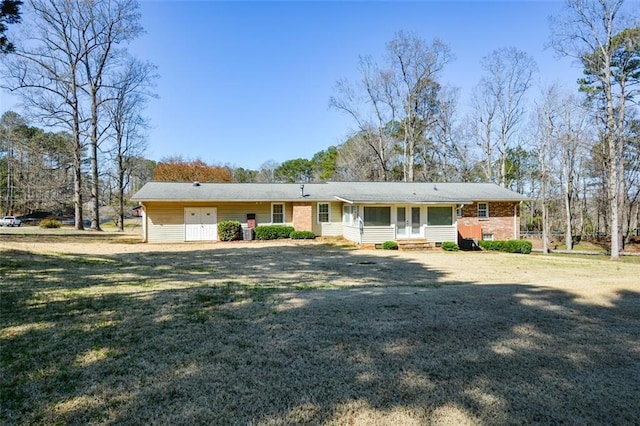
[1,231,639,424]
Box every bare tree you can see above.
[330,56,396,181]
[79,0,143,231]
[550,0,636,259]
[331,32,453,182]
[334,132,387,181]
[531,86,561,254]
[423,86,468,181]
[256,159,280,183]
[387,32,453,181]
[1,0,144,230]
[471,47,537,187]
[2,0,89,229]
[106,58,156,231]
[554,90,593,250]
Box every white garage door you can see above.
[185,207,217,241]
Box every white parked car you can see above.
[0,216,21,227]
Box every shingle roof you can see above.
[131,182,527,203]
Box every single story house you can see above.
[130,181,528,245]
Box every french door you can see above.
[396,206,421,238]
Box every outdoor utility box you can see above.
[460,238,480,251]
[243,227,254,241]
[246,213,256,229]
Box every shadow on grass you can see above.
[1,244,639,424]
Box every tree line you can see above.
[0,110,155,226]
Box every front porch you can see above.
[342,204,458,245]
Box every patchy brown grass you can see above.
[1,231,639,424]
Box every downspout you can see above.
[140,202,147,242]
[357,205,363,245]
[514,202,520,240]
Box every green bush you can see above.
[290,230,316,239]
[217,221,243,241]
[479,239,532,254]
[479,240,502,251]
[518,240,533,254]
[381,241,398,250]
[39,219,61,229]
[254,225,295,240]
[441,241,459,251]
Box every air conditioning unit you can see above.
[243,227,254,241]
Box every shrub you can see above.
[479,239,532,254]
[518,240,533,254]
[40,219,61,229]
[479,240,503,251]
[441,241,459,251]
[217,221,243,241]
[254,225,295,240]
[290,231,316,239]
[381,241,398,250]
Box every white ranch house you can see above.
[130,181,527,245]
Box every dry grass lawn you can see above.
[1,229,639,425]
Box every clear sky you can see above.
[1,1,585,170]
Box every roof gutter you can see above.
[334,196,353,204]
[335,200,474,205]
[131,198,337,203]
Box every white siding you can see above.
[312,202,342,236]
[318,222,343,236]
[147,204,185,243]
[361,226,395,244]
[425,226,457,243]
[217,203,272,225]
[343,225,360,243]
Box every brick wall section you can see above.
[292,202,313,231]
[457,201,520,241]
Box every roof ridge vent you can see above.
[193,181,200,187]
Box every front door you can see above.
[396,206,422,239]
[185,207,217,241]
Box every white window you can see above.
[477,202,489,218]
[343,205,356,226]
[271,203,284,224]
[318,203,330,223]
[482,233,494,241]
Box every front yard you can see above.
[1,231,639,424]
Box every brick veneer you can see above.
[457,201,520,241]
[292,202,313,231]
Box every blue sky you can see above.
[2,1,583,170]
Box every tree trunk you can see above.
[604,63,619,259]
[73,141,84,230]
[118,153,125,232]
[5,139,13,216]
[90,92,102,231]
[565,190,573,251]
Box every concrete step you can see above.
[396,239,436,250]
